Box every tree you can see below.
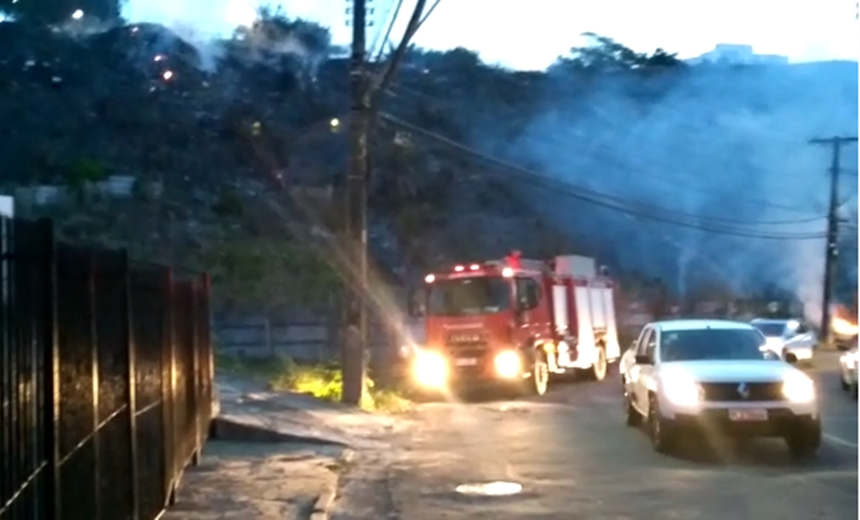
[62,158,108,204]
[553,32,684,71]
[0,0,122,25]
[203,236,338,316]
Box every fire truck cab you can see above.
[409,252,621,396]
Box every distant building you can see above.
[687,44,789,65]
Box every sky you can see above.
[121,0,860,71]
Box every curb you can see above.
[210,417,348,447]
[309,449,354,520]
[310,483,338,520]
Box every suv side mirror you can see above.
[634,354,652,365]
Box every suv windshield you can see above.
[660,328,767,362]
[426,277,510,316]
[751,322,786,337]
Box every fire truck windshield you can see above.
[426,276,511,316]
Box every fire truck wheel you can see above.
[531,354,549,396]
[589,347,608,381]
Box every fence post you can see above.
[122,251,140,520]
[202,274,214,432]
[190,278,201,466]
[37,218,60,520]
[162,268,178,506]
[88,250,101,520]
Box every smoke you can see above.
[167,22,227,72]
[121,0,326,75]
[471,61,858,320]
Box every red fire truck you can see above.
[408,252,621,396]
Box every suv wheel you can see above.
[785,420,822,459]
[648,395,675,453]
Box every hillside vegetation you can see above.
[2,11,856,315]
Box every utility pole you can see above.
[342,0,371,405]
[809,136,857,347]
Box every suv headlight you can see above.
[661,373,703,406]
[782,372,815,403]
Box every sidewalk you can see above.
[161,371,411,520]
[163,442,351,520]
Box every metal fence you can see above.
[0,218,214,520]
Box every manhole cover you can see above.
[455,481,523,496]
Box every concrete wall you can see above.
[214,318,335,362]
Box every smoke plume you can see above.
[474,61,858,321]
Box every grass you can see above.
[216,353,413,414]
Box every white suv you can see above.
[620,320,820,458]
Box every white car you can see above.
[839,343,858,399]
[750,318,816,363]
[620,319,821,458]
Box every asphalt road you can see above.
[333,353,858,520]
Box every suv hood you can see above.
[661,360,797,383]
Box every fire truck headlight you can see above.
[414,350,447,388]
[494,350,521,378]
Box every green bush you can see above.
[216,354,412,413]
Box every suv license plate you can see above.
[455,358,478,366]
[728,409,768,421]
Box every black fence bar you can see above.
[0,217,214,520]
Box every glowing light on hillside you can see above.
[162,70,174,81]
[71,9,84,20]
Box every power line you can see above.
[370,0,404,63]
[383,83,822,217]
[416,0,442,29]
[368,0,428,107]
[379,113,827,240]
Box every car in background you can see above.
[620,319,821,459]
[839,339,858,400]
[751,318,816,364]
